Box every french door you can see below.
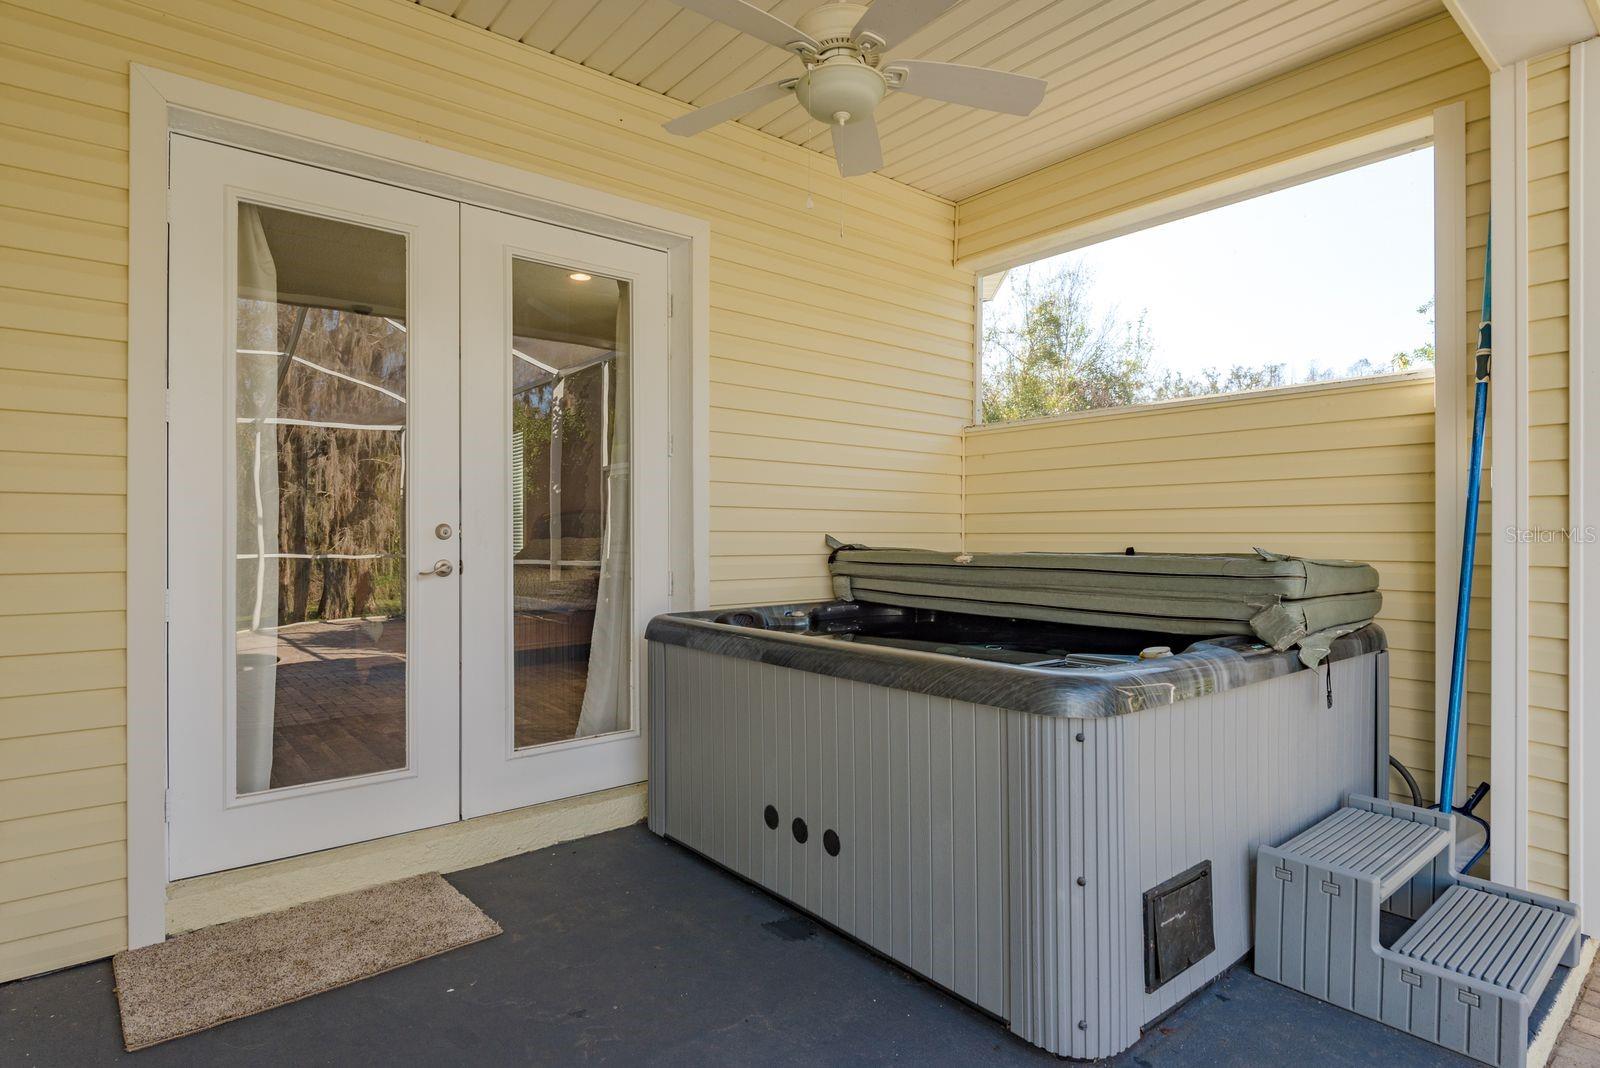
[459,208,667,818]
[167,137,666,878]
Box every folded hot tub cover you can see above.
[825,537,1382,668]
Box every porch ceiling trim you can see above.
[1444,0,1599,70]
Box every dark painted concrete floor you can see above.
[2,824,1476,1066]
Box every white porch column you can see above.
[1488,60,1531,889]
[1571,36,1600,931]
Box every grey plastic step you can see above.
[1394,884,1578,995]
[1277,805,1452,898]
[1257,795,1581,1068]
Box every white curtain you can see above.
[235,204,279,793]
[575,288,631,737]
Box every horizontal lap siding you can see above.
[0,105,131,985]
[1523,52,1569,898]
[0,0,972,981]
[954,14,1486,265]
[963,376,1452,816]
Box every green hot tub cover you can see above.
[825,538,1381,667]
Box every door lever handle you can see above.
[419,559,455,578]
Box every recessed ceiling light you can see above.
[569,272,592,282]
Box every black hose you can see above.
[1389,755,1424,808]
[1456,782,1492,873]
[1385,758,1492,873]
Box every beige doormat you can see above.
[112,873,501,1051]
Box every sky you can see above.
[983,146,1435,384]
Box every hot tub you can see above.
[645,601,1388,1059]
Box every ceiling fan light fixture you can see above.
[662,0,1048,177]
[794,62,885,126]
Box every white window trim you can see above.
[1489,60,1532,889]
[127,66,711,948]
[1571,37,1598,930]
[1433,101,1471,807]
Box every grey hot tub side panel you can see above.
[650,646,1010,1014]
[648,641,1384,1059]
[1005,650,1380,1055]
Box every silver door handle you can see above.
[419,559,454,578]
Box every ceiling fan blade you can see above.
[663,80,796,136]
[673,0,819,53]
[831,117,884,177]
[851,0,961,49]
[887,60,1046,116]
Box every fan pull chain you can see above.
[805,128,815,210]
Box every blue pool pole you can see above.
[1439,232,1491,814]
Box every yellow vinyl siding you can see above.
[955,17,1494,814]
[3,0,1572,986]
[1524,51,1571,898]
[954,13,1486,265]
[0,0,973,981]
[964,376,1439,788]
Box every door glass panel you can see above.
[509,259,631,749]
[234,202,409,793]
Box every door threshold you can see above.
[165,783,645,936]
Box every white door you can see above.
[166,137,462,878]
[459,206,670,817]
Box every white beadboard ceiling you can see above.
[416,0,1445,201]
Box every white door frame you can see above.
[128,66,710,947]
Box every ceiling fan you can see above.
[662,0,1048,177]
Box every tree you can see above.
[1299,300,1436,382]
[260,306,409,624]
[980,263,1153,422]
[1392,299,1436,370]
[1147,362,1288,401]
[982,263,1437,422]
